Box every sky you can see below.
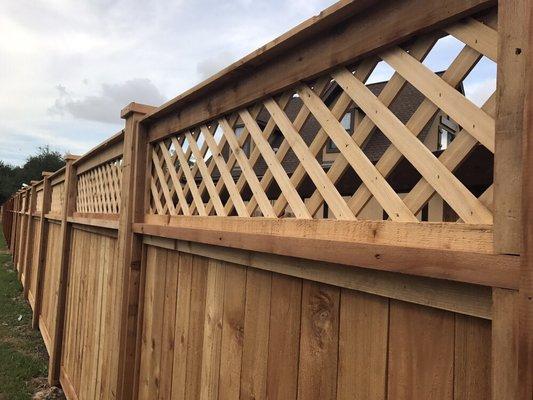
[0,0,496,166]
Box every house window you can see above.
[234,125,251,156]
[438,125,455,150]
[270,130,283,152]
[326,110,354,153]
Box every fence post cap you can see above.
[64,154,80,161]
[30,180,40,185]
[121,102,157,119]
[42,171,53,177]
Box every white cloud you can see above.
[196,51,237,80]
[49,79,167,123]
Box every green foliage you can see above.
[0,146,65,205]
[0,227,48,400]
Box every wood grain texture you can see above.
[337,289,388,400]
[492,288,519,400]
[184,255,209,399]
[136,222,519,289]
[494,0,528,255]
[171,252,194,400]
[199,259,226,400]
[240,268,272,400]
[158,250,179,400]
[218,263,246,400]
[454,314,491,400]
[517,2,533,395]
[297,281,340,400]
[267,274,302,400]
[387,300,454,400]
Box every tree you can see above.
[0,146,66,205]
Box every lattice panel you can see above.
[150,11,497,224]
[76,158,123,214]
[50,182,64,214]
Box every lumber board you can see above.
[135,221,519,289]
[170,252,193,400]
[266,274,301,400]
[184,256,209,399]
[454,314,492,399]
[492,288,519,399]
[297,281,340,400]
[517,1,533,396]
[68,215,119,231]
[240,268,272,400]
[494,0,528,255]
[199,259,226,400]
[387,301,455,399]
[337,289,388,400]
[142,214,496,253]
[218,263,246,400]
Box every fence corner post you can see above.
[116,102,155,400]
[48,155,79,385]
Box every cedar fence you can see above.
[2,0,532,399]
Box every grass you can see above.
[0,225,48,400]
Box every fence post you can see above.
[492,0,530,399]
[518,2,533,396]
[17,190,25,272]
[48,155,79,385]
[116,102,155,400]
[11,193,18,259]
[494,0,529,255]
[23,181,39,298]
[16,189,26,280]
[32,172,53,330]
[9,193,18,256]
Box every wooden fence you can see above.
[2,0,532,398]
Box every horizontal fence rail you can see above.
[1,0,532,399]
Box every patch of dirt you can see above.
[31,378,65,400]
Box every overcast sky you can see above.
[0,0,496,166]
